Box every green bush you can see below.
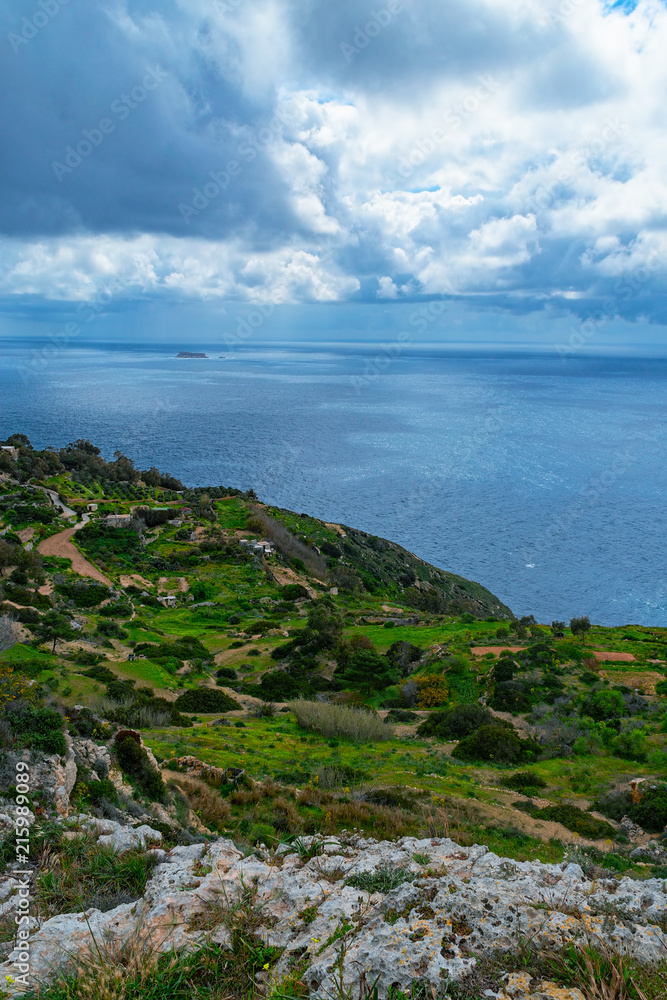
[86,778,120,806]
[9,705,66,755]
[55,582,109,607]
[255,670,300,702]
[582,688,625,722]
[216,667,237,681]
[611,728,647,762]
[98,601,133,618]
[580,670,599,684]
[531,804,616,839]
[282,583,309,601]
[452,724,541,765]
[628,784,667,833]
[384,709,419,724]
[115,735,166,802]
[174,688,241,713]
[494,660,515,682]
[417,703,503,740]
[500,771,548,794]
[491,681,530,713]
[96,620,128,639]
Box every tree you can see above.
[338,648,398,694]
[570,616,592,646]
[35,611,75,654]
[142,467,162,487]
[300,601,344,653]
[385,640,422,677]
[550,621,566,635]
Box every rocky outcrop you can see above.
[2,832,667,996]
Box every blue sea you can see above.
[1,340,665,626]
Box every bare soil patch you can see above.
[38,524,111,586]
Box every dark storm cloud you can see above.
[0,0,299,239]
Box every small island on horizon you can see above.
[176,351,208,359]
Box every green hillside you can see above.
[2,432,667,873]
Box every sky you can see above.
[1,0,666,349]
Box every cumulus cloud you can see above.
[0,0,666,320]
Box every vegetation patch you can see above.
[452,725,542,765]
[174,689,241,713]
[288,700,392,742]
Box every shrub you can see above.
[54,582,109,608]
[494,660,515,682]
[531,804,616,839]
[96,620,128,639]
[255,670,300,702]
[114,735,166,802]
[174,689,241,713]
[581,670,599,684]
[86,778,120,806]
[98,601,133,618]
[384,709,419,724]
[594,790,633,822]
[337,648,398,693]
[491,680,530,713]
[555,641,583,663]
[452,724,541,765]
[385,641,422,676]
[582,688,625,722]
[417,703,498,740]
[216,667,237,681]
[282,583,309,601]
[500,771,547,793]
[413,675,449,708]
[628,784,667,833]
[8,704,66,755]
[611,728,647,762]
[288,700,392,742]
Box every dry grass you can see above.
[288,700,393,741]
[323,800,414,839]
[250,507,328,580]
[167,775,231,830]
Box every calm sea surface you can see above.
[1,341,665,626]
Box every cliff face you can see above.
[3,828,666,997]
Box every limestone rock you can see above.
[2,834,667,996]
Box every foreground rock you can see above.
[2,833,667,995]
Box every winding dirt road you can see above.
[38,515,112,587]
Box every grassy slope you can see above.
[2,471,667,860]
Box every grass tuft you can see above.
[288,700,393,742]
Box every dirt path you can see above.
[38,520,112,587]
